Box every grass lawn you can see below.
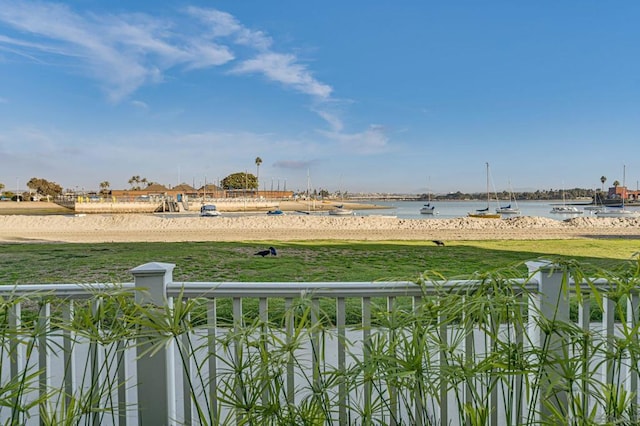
[1,239,638,285]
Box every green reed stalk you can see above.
[3,255,640,425]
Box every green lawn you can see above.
[1,239,638,285]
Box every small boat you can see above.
[550,205,583,214]
[468,163,501,219]
[468,207,502,219]
[420,203,436,215]
[266,209,285,216]
[200,204,221,217]
[420,177,437,215]
[496,204,521,215]
[584,204,609,214]
[550,186,582,215]
[583,189,608,212]
[595,207,640,218]
[328,205,355,216]
[496,181,520,215]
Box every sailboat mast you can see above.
[485,162,490,208]
[307,169,311,213]
[623,164,626,209]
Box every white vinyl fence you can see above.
[1,260,639,425]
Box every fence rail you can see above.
[1,260,639,425]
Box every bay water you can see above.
[357,200,605,220]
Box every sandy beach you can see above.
[1,201,640,243]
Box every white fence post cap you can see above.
[130,262,175,276]
[130,262,175,306]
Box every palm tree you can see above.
[612,180,621,200]
[600,175,607,192]
[255,157,263,191]
[99,181,110,196]
[128,175,140,190]
[128,176,150,190]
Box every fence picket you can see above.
[1,261,638,425]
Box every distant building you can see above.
[108,183,293,200]
[608,186,639,201]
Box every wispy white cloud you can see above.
[0,2,332,102]
[314,109,344,132]
[311,102,389,154]
[187,6,331,99]
[186,7,273,50]
[233,53,332,98]
[0,34,66,62]
[0,2,237,101]
[0,96,7,103]
[130,100,148,109]
[319,124,390,154]
[0,1,385,165]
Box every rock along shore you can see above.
[1,208,639,243]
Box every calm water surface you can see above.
[162,199,637,220]
[357,200,618,220]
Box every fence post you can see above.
[131,262,176,426]
[526,260,569,422]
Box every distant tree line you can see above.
[421,188,606,201]
[0,174,622,202]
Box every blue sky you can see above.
[1,1,639,195]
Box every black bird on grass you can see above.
[255,246,277,257]
[432,240,445,246]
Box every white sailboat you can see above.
[329,175,355,216]
[468,162,501,218]
[420,177,437,215]
[419,203,435,214]
[550,185,582,215]
[298,168,319,215]
[328,204,355,215]
[496,180,521,215]
[596,165,640,218]
[550,205,582,214]
[583,189,606,213]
